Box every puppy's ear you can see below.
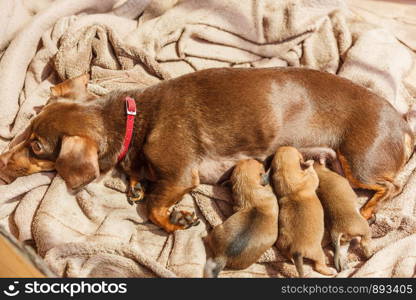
[55,136,99,190]
[50,74,92,100]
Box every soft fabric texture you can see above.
[0,0,415,278]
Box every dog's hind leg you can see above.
[337,151,402,220]
[358,180,400,220]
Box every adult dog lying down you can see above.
[0,68,413,233]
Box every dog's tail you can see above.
[203,257,227,278]
[293,252,304,278]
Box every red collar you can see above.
[117,96,137,162]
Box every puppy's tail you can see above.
[204,257,226,278]
[293,252,304,278]
[331,232,343,272]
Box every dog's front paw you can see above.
[127,182,145,205]
[169,210,200,229]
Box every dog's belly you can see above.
[198,154,269,184]
[198,157,244,184]
[196,127,338,185]
[196,130,337,185]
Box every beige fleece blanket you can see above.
[1,0,416,278]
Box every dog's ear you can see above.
[55,136,99,190]
[50,74,92,100]
[8,126,32,149]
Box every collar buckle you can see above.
[126,98,137,115]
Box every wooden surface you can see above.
[0,235,45,278]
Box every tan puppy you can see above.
[313,161,372,271]
[272,146,333,277]
[204,159,278,277]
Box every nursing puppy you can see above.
[273,146,333,277]
[204,159,278,278]
[313,161,372,272]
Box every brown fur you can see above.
[0,67,413,232]
[272,147,333,277]
[204,159,278,277]
[313,161,372,272]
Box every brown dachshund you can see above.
[204,159,278,277]
[0,67,413,233]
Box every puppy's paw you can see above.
[368,214,377,225]
[127,182,145,205]
[170,210,200,229]
[316,264,336,276]
[319,149,336,164]
[361,244,374,259]
[301,160,314,168]
[362,248,373,260]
